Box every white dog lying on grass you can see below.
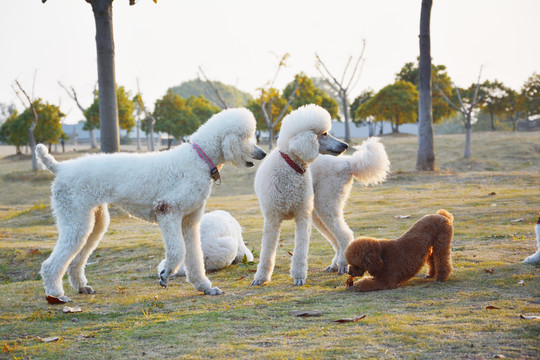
[158,210,253,277]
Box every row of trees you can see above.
[2,68,538,155]
[350,61,540,137]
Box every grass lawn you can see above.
[0,131,539,359]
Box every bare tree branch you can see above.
[58,82,86,113]
[344,39,367,91]
[198,66,229,109]
[434,84,462,113]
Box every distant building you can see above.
[329,120,418,139]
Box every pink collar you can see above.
[280,151,306,174]
[192,143,221,183]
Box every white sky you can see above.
[1,0,539,124]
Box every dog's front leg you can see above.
[290,215,312,286]
[252,216,283,286]
[347,277,391,292]
[182,206,223,295]
[157,212,185,288]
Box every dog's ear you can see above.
[288,132,318,163]
[365,244,383,275]
[221,134,244,167]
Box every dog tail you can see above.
[35,144,59,174]
[347,137,390,185]
[436,209,454,223]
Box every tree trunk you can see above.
[416,0,436,171]
[89,128,97,148]
[340,94,350,143]
[136,119,141,151]
[28,125,38,172]
[464,114,472,158]
[488,109,496,131]
[267,127,274,150]
[148,115,155,151]
[89,0,119,153]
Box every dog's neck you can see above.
[189,138,225,168]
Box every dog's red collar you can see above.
[280,151,306,175]
[192,143,221,184]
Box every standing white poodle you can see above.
[36,108,266,303]
[157,210,253,277]
[310,137,390,275]
[251,104,348,286]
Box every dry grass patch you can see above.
[0,131,539,359]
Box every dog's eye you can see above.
[321,132,328,136]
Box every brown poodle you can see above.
[345,209,454,292]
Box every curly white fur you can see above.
[310,137,390,274]
[36,108,265,301]
[252,104,348,286]
[523,219,540,264]
[157,210,253,277]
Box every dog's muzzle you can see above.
[245,145,267,167]
[318,133,348,156]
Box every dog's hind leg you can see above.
[313,209,353,275]
[290,214,312,286]
[252,216,282,286]
[67,204,110,294]
[432,231,453,282]
[426,250,436,279]
[41,208,96,300]
[157,213,185,289]
[182,206,223,295]
[312,211,339,271]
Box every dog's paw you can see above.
[324,265,338,273]
[337,264,349,276]
[250,279,266,286]
[159,269,171,288]
[203,287,223,296]
[78,286,96,295]
[293,278,306,286]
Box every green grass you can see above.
[0,131,539,359]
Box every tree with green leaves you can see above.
[282,74,339,118]
[83,86,135,139]
[42,0,157,153]
[499,88,525,131]
[357,81,419,134]
[478,80,507,131]
[350,90,375,136]
[521,73,540,121]
[134,81,156,151]
[396,60,455,124]
[153,90,219,149]
[1,100,65,155]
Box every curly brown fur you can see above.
[345,209,454,292]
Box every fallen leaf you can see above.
[288,251,293,256]
[62,306,82,313]
[520,314,539,320]
[248,269,257,273]
[510,218,526,223]
[484,268,495,274]
[46,295,71,305]
[486,305,501,310]
[289,310,324,317]
[331,314,366,323]
[234,276,246,281]
[394,215,411,219]
[28,248,41,255]
[345,276,355,288]
[37,336,60,343]
[517,280,525,285]
[493,355,505,359]
[488,192,497,196]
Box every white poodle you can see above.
[36,108,266,303]
[157,210,253,277]
[310,137,390,275]
[523,215,540,264]
[251,104,349,286]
